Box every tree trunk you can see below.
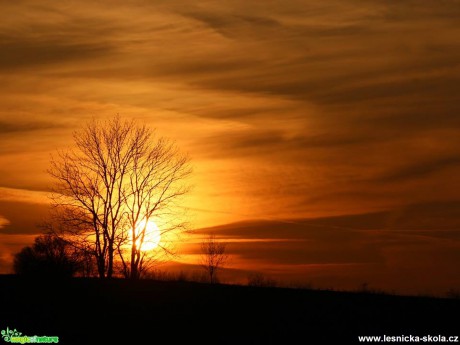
[107,246,114,278]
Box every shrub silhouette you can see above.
[247,273,277,287]
[14,234,80,277]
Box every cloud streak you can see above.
[191,202,460,292]
[0,120,66,135]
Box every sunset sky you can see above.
[1,0,459,294]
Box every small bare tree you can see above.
[201,235,228,284]
[49,115,191,279]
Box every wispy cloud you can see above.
[378,155,460,183]
[0,0,459,291]
[191,202,460,292]
[0,200,49,235]
[0,120,65,135]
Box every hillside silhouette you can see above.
[0,275,458,344]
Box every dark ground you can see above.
[0,275,458,344]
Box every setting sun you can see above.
[134,219,161,251]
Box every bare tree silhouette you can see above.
[48,115,191,279]
[14,234,81,277]
[201,234,228,284]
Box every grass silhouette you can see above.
[0,275,458,344]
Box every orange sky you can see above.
[0,0,459,295]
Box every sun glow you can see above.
[134,219,161,251]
